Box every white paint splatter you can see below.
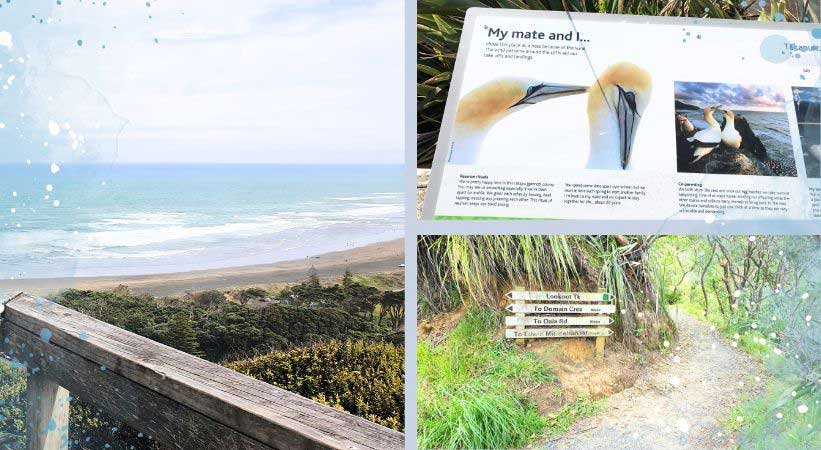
[48,120,60,136]
[0,31,12,49]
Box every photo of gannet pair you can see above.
[674,81,797,177]
[448,62,652,170]
[791,86,820,179]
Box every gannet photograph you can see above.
[791,86,820,179]
[674,81,797,177]
[447,62,652,171]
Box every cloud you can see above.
[0,0,403,164]
[675,81,785,112]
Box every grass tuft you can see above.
[418,307,554,449]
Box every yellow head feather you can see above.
[454,79,528,132]
[587,62,652,117]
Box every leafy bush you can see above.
[227,340,405,430]
[0,360,26,449]
[236,287,269,305]
[190,290,226,309]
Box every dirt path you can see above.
[547,307,767,449]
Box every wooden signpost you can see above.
[505,288,613,359]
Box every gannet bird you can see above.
[688,106,722,163]
[720,109,742,149]
[449,78,587,164]
[585,62,652,169]
[448,62,652,169]
[677,114,694,134]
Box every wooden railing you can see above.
[0,293,404,450]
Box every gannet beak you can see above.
[509,83,588,109]
[615,84,640,170]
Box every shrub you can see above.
[191,290,226,308]
[227,340,405,430]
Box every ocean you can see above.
[0,164,403,279]
[677,109,797,174]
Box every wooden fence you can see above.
[0,293,404,450]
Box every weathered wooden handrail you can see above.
[0,293,404,450]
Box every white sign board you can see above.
[505,303,616,314]
[505,315,613,327]
[507,291,611,302]
[506,327,613,339]
[422,9,820,224]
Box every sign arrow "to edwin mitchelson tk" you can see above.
[505,327,613,339]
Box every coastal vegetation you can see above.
[417,235,819,448]
[0,271,405,449]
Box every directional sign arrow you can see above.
[505,303,616,314]
[505,327,613,339]
[506,291,612,302]
[505,315,614,327]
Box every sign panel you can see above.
[507,291,611,302]
[422,9,820,225]
[506,327,613,339]
[505,315,613,327]
[505,303,616,314]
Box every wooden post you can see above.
[26,374,70,450]
[514,285,526,348]
[595,288,606,359]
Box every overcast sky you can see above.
[675,81,786,113]
[0,0,403,164]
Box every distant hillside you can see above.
[675,100,700,111]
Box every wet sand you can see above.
[0,239,404,298]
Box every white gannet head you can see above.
[703,106,721,127]
[450,78,587,164]
[587,62,652,170]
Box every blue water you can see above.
[0,164,403,278]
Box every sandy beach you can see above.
[0,239,404,298]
